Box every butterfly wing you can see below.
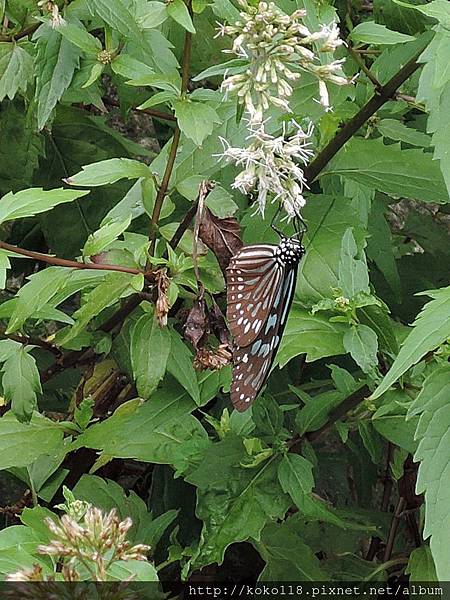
[226,244,283,347]
[230,265,299,412]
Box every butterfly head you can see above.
[277,237,305,266]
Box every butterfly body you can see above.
[226,237,305,411]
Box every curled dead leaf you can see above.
[198,207,242,273]
[193,344,232,371]
[184,292,208,349]
[155,268,170,327]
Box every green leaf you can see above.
[137,1,169,28]
[325,138,449,204]
[406,546,438,581]
[377,119,431,147]
[277,306,348,367]
[0,43,34,101]
[54,19,102,54]
[349,22,415,45]
[0,413,64,469]
[73,474,176,546]
[35,25,81,129]
[338,228,369,297]
[167,327,200,404]
[0,187,89,225]
[66,158,153,187]
[257,521,327,580]
[2,348,42,422]
[89,0,144,41]
[394,0,450,25]
[417,26,450,199]
[298,196,367,303]
[343,324,378,373]
[167,0,196,33]
[107,560,159,581]
[278,454,314,506]
[7,267,75,333]
[75,380,208,467]
[83,215,132,257]
[101,178,173,225]
[185,437,289,572]
[366,196,401,300]
[57,272,143,345]
[371,286,450,399]
[372,391,418,453]
[173,99,221,146]
[130,311,171,398]
[407,366,450,579]
[205,185,238,217]
[295,389,344,435]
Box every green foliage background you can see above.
[0,0,448,585]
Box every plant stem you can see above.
[148,0,193,255]
[0,22,39,42]
[304,47,427,184]
[0,240,149,277]
[0,326,61,356]
[383,496,407,562]
[102,97,177,123]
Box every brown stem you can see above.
[102,97,176,123]
[383,496,406,562]
[148,1,193,255]
[366,442,394,561]
[0,326,61,356]
[304,47,427,185]
[169,199,199,249]
[288,384,370,451]
[0,241,148,277]
[0,22,39,42]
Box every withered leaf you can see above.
[198,207,242,273]
[184,294,208,349]
[208,299,230,346]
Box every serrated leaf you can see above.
[66,158,152,187]
[277,307,348,367]
[205,185,238,217]
[278,454,314,505]
[137,1,168,28]
[73,474,177,547]
[338,228,369,298]
[57,272,143,345]
[417,26,450,199]
[377,119,431,147]
[0,188,89,225]
[35,25,81,129]
[407,366,450,579]
[167,327,200,404]
[54,20,102,54]
[325,138,449,204]
[83,215,132,257]
[0,413,64,469]
[89,0,144,41]
[7,267,74,333]
[173,99,221,146]
[0,43,34,101]
[343,324,378,373]
[371,286,450,399]
[2,348,42,422]
[349,21,415,45]
[167,0,196,33]
[130,311,171,398]
[185,437,289,572]
[406,546,438,581]
[257,521,327,581]
[74,380,208,466]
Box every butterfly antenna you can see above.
[270,205,284,238]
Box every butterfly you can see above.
[226,219,306,412]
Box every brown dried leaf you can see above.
[208,299,231,346]
[193,344,232,371]
[184,294,208,349]
[198,207,242,273]
[155,268,170,327]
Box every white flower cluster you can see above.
[220,120,314,218]
[218,0,348,218]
